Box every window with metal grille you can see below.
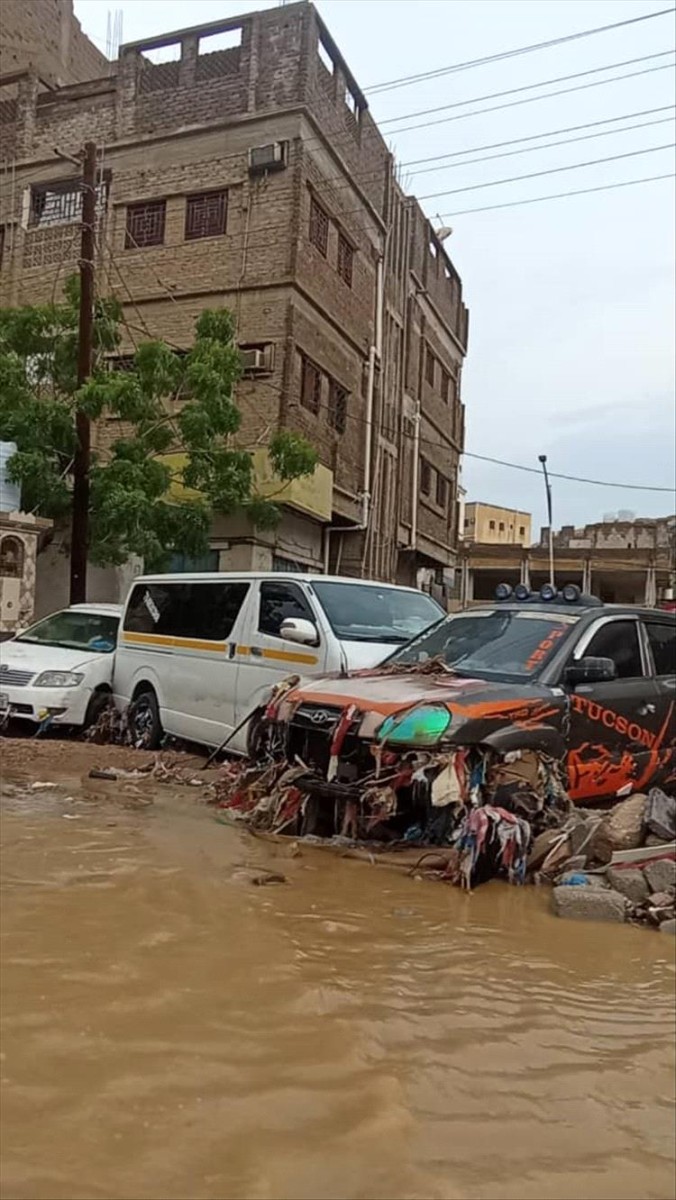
[420,458,432,496]
[125,200,166,249]
[300,356,321,414]
[425,346,435,387]
[337,233,353,286]
[29,180,81,227]
[436,474,448,510]
[185,190,227,240]
[309,196,329,257]
[440,368,450,404]
[328,379,348,434]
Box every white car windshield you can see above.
[313,582,443,644]
[16,611,119,653]
[388,608,580,680]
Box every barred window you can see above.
[440,368,449,404]
[185,190,227,240]
[309,197,329,257]
[328,379,348,434]
[337,233,353,287]
[436,474,448,510]
[125,201,166,249]
[29,181,81,228]
[300,356,321,415]
[420,458,432,496]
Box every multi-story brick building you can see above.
[0,1,468,604]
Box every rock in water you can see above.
[553,886,627,923]
[591,794,647,864]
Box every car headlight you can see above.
[33,671,84,688]
[377,704,451,746]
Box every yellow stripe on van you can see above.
[122,632,227,654]
[261,648,318,666]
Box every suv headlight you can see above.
[377,704,451,746]
[33,671,84,688]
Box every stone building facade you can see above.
[0,2,468,596]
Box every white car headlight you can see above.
[33,671,84,688]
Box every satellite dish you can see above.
[436,226,453,241]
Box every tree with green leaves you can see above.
[0,277,317,570]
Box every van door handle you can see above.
[228,643,236,659]
[638,702,656,716]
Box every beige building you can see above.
[463,503,531,546]
[0,0,108,88]
[0,2,469,601]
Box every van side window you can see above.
[584,620,643,679]
[124,582,249,641]
[258,582,313,639]
[644,621,676,676]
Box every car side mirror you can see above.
[280,618,319,647]
[565,656,617,687]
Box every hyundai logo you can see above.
[299,707,337,726]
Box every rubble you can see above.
[605,867,650,905]
[590,793,647,863]
[643,857,676,895]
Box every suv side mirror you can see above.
[565,656,617,687]
[280,617,319,647]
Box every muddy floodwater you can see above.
[1,745,675,1200]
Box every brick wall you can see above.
[0,0,108,87]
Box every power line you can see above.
[408,116,675,181]
[380,50,675,128]
[404,105,676,169]
[386,62,676,139]
[440,169,675,217]
[416,141,675,203]
[463,451,676,493]
[366,6,676,93]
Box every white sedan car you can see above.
[0,604,121,730]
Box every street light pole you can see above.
[538,454,555,588]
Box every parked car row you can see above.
[1,574,674,804]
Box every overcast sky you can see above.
[74,0,676,532]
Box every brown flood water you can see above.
[1,766,675,1200]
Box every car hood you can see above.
[0,640,106,676]
[285,669,554,722]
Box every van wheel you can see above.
[130,688,162,750]
[84,689,112,730]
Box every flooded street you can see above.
[1,743,675,1200]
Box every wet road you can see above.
[1,772,675,1200]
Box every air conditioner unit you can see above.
[240,344,275,374]
[248,141,288,174]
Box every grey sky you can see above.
[74,0,676,532]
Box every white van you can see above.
[113,573,443,751]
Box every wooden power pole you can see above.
[69,141,97,605]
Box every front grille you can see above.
[0,667,35,687]
[293,703,343,731]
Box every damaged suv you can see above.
[232,589,675,859]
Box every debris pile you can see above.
[213,746,573,890]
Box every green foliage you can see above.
[0,277,317,569]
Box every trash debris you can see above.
[31,781,56,791]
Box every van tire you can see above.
[84,689,112,730]
[130,688,162,750]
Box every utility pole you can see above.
[538,453,555,588]
[69,141,97,605]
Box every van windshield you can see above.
[312,582,443,644]
[16,610,119,653]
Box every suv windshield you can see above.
[16,611,119,653]
[312,582,442,644]
[388,608,579,680]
